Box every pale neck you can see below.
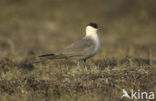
[86,30,97,36]
[86,29,99,43]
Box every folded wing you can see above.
[39,37,96,61]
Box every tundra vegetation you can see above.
[0,0,156,101]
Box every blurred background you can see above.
[0,0,156,61]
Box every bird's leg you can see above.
[77,60,80,71]
[83,59,88,71]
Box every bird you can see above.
[37,22,101,71]
[121,89,130,99]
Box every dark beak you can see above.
[98,26,103,30]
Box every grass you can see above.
[0,0,156,101]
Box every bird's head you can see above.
[86,22,100,36]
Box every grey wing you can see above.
[56,37,96,59]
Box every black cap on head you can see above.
[88,22,98,28]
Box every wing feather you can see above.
[56,37,96,59]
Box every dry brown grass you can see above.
[0,0,156,101]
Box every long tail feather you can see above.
[39,54,55,57]
[37,53,67,62]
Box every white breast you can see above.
[86,33,100,59]
[91,33,100,56]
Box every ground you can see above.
[0,0,156,101]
